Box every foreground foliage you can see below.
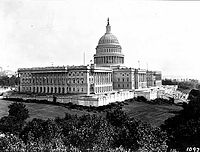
[0,102,168,151]
[161,89,200,151]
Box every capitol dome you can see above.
[94,18,124,67]
[98,33,119,45]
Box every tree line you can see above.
[0,75,19,87]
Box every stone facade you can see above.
[18,65,112,95]
[112,67,135,90]
[134,69,147,89]
[17,18,162,106]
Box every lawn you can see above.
[0,99,182,127]
[122,101,183,127]
[0,99,93,121]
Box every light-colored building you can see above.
[146,70,155,88]
[134,69,147,89]
[113,67,135,90]
[18,65,113,95]
[17,18,162,105]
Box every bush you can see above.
[8,102,29,121]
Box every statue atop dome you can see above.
[106,18,111,34]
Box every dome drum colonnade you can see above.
[94,18,124,67]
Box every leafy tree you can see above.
[8,102,29,121]
[20,118,62,144]
[0,116,23,135]
[161,91,200,151]
[0,75,19,87]
[106,108,168,151]
[106,108,129,127]
[137,121,168,152]
[41,119,62,144]
[106,108,139,151]
[0,102,29,135]
[20,118,45,143]
[0,76,9,86]
[67,114,114,151]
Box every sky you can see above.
[0,0,200,80]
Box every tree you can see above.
[20,118,62,144]
[0,75,19,87]
[106,108,129,127]
[0,116,23,134]
[67,114,114,151]
[8,102,29,121]
[161,91,200,151]
[106,108,139,151]
[137,121,168,152]
[0,102,29,135]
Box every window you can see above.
[118,78,120,82]
[127,78,129,81]
[118,84,120,88]
[73,88,75,91]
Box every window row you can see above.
[118,78,129,82]
[21,86,85,94]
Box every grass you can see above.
[0,99,183,127]
[123,101,183,127]
[0,99,93,121]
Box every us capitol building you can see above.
[18,19,162,106]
